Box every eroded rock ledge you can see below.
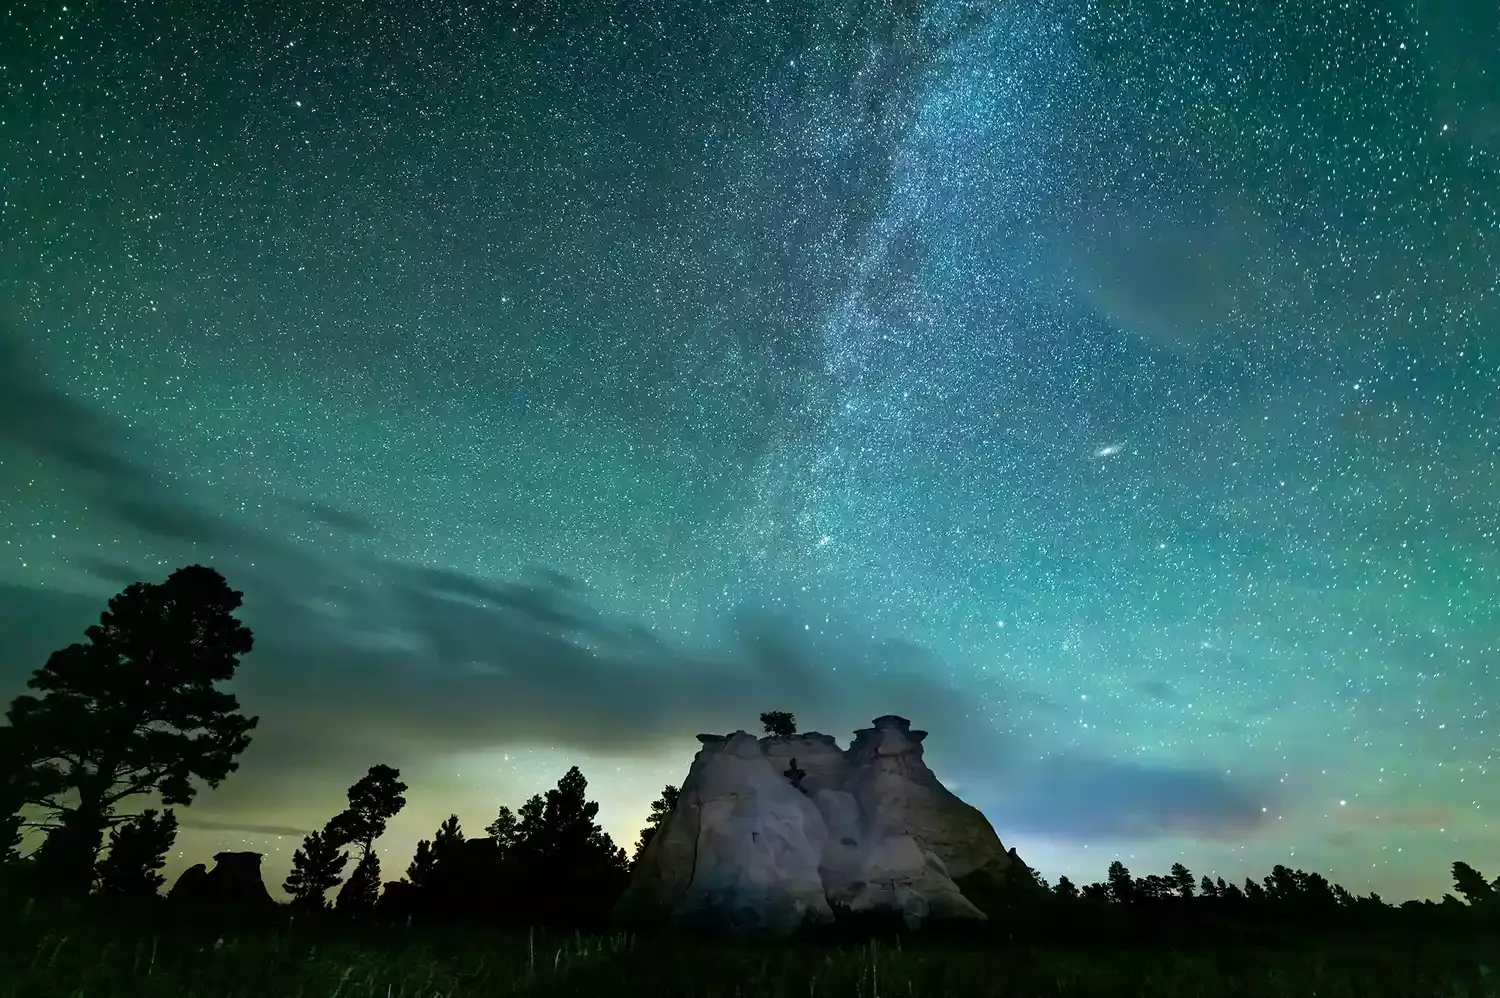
[614,715,1032,936]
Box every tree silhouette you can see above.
[1453,861,1495,906]
[1263,864,1299,903]
[485,805,521,854]
[759,711,797,738]
[283,829,349,909]
[1199,875,1220,899]
[1106,861,1134,904]
[432,814,466,866]
[96,808,178,897]
[631,784,680,866]
[426,813,468,908]
[0,726,25,864]
[1169,862,1195,899]
[4,566,257,894]
[391,816,465,919]
[512,767,628,925]
[335,850,381,914]
[326,764,407,856]
[405,838,437,890]
[1134,873,1173,901]
[1052,875,1079,900]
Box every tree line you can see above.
[2,566,1498,935]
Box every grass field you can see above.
[5,895,1500,997]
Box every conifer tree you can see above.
[1169,862,1196,899]
[5,567,257,894]
[1106,860,1134,903]
[283,829,349,909]
[1453,861,1495,906]
[96,808,178,896]
[631,784,679,866]
[335,850,382,913]
[406,838,437,889]
[485,805,521,854]
[326,765,407,857]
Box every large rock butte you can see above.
[614,715,1032,935]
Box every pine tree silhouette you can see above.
[5,566,257,894]
[485,805,521,854]
[406,839,437,890]
[96,808,178,897]
[1453,861,1495,906]
[283,829,349,910]
[631,784,680,866]
[326,765,407,857]
[1169,862,1195,899]
[336,850,382,913]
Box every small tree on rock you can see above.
[284,829,348,910]
[96,808,178,897]
[4,566,257,894]
[759,711,796,738]
[783,758,807,792]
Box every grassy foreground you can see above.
[4,896,1500,997]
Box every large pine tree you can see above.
[4,567,257,893]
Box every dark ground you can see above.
[5,890,1500,997]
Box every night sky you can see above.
[2,0,1497,902]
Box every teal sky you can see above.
[1,0,1496,901]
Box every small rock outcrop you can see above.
[614,715,1028,936]
[166,851,276,909]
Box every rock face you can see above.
[614,715,1027,936]
[167,851,277,909]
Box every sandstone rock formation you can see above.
[166,850,277,909]
[614,715,1030,935]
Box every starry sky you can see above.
[2,0,1497,902]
